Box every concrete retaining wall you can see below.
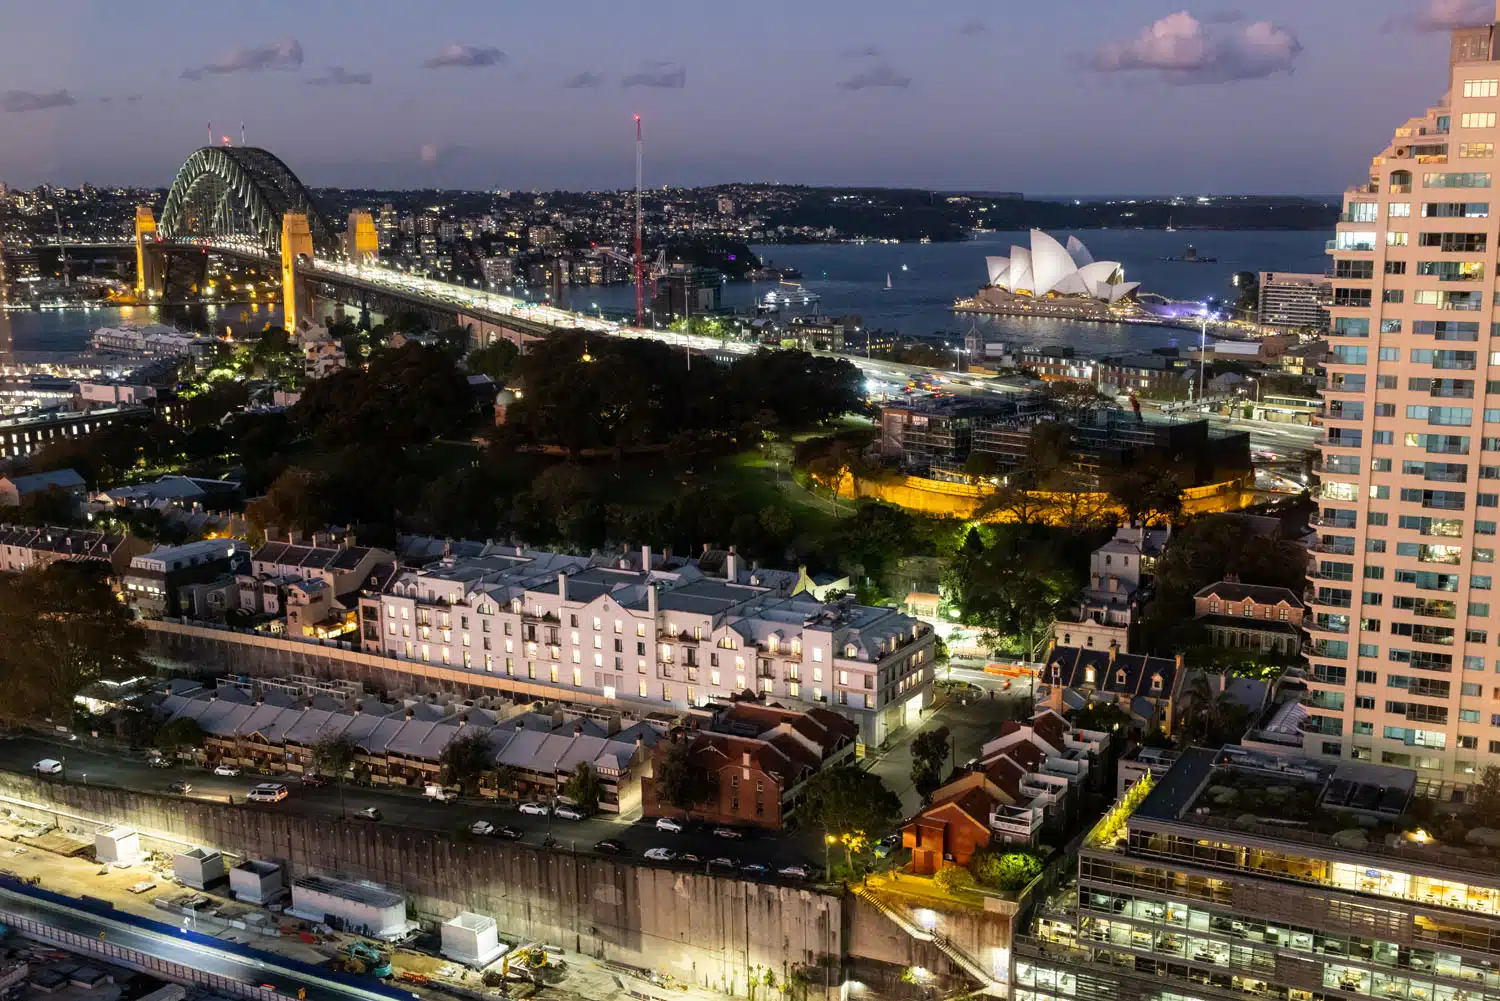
[0,772,846,998]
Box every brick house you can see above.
[640,701,857,829]
[1192,580,1305,656]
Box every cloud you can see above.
[2,89,76,112]
[308,65,372,86]
[1090,11,1302,84]
[1384,0,1493,32]
[838,63,912,90]
[563,71,605,89]
[182,37,303,80]
[958,20,987,36]
[622,61,686,89]
[423,44,505,69]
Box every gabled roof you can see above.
[1195,580,1304,607]
[1045,646,1177,698]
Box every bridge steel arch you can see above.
[158,147,336,258]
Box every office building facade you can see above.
[1314,4,1500,791]
[1015,746,1500,1001]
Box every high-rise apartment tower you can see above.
[1317,1,1500,794]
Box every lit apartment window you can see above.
[639,679,648,698]
[592,617,601,631]
[711,670,721,687]
[1463,112,1497,129]
[573,667,582,687]
[637,623,646,637]
[386,606,395,618]
[614,619,623,634]
[593,635,602,649]
[736,674,746,689]
[839,670,849,686]
[662,684,671,702]
[550,664,559,683]
[789,682,800,698]
[812,648,823,663]
[814,667,823,683]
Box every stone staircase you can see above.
[853,885,1006,996]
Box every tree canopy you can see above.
[502,332,864,455]
[799,766,901,839]
[1140,514,1308,654]
[0,562,144,722]
[562,762,604,813]
[292,342,474,449]
[653,739,718,812]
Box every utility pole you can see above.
[634,115,644,329]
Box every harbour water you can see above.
[0,300,284,363]
[0,229,1327,362]
[584,229,1330,356]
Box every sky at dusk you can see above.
[0,0,1489,195]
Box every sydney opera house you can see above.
[958,230,1147,321]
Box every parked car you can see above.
[518,802,550,816]
[680,853,703,865]
[496,826,523,840]
[168,781,193,795]
[644,847,677,862]
[355,807,383,822]
[471,821,495,836]
[711,827,743,840]
[593,839,626,855]
[32,759,62,775]
[777,865,811,879]
[654,817,683,833]
[741,863,769,875]
[708,857,737,868]
[554,805,584,821]
[301,774,329,787]
[148,756,173,769]
[212,765,241,777]
[246,783,288,803]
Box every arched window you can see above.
[1151,673,1163,692]
[1116,669,1127,686]
[1085,666,1096,684]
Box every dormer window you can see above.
[1116,669,1127,686]
[1151,673,1163,693]
[1209,600,1220,613]
[845,643,857,658]
[1085,666,1096,684]
[1243,601,1254,617]
[768,636,779,653]
[792,639,802,656]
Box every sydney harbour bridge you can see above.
[44,145,977,391]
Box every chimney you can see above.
[574,722,584,736]
[345,532,357,549]
[725,551,739,581]
[1108,639,1119,665]
[1175,652,1185,673]
[406,708,415,719]
[642,544,652,571]
[558,571,568,602]
[647,581,658,617]
[662,545,672,564]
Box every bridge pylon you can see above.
[134,206,162,296]
[281,212,314,332]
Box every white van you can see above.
[246,783,288,803]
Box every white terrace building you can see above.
[359,545,935,747]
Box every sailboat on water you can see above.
[1165,214,1178,233]
[884,272,894,291]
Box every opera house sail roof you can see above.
[984,230,1140,304]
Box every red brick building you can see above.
[640,701,857,829]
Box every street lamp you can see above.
[1197,304,1212,403]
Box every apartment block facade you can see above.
[1314,7,1500,791]
[356,544,935,747]
[1015,746,1500,1001]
